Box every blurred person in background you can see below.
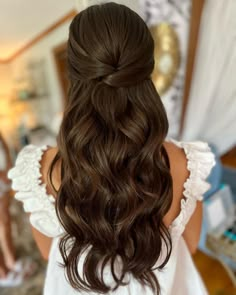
[0,132,16,285]
[0,133,35,287]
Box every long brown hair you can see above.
[50,2,173,294]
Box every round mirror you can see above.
[150,23,181,95]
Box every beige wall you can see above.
[9,18,73,123]
[0,18,74,142]
[0,64,12,97]
[76,0,141,15]
[0,64,15,140]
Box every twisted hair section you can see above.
[50,3,173,294]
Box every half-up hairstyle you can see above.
[50,2,173,294]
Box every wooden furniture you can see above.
[221,147,236,168]
[194,251,236,294]
[53,42,69,103]
[180,0,205,135]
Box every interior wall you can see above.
[8,18,73,130]
[76,0,141,15]
[0,64,12,97]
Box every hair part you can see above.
[50,2,173,294]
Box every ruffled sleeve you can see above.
[169,140,216,237]
[8,145,64,238]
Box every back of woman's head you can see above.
[52,2,173,294]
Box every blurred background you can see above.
[0,0,235,294]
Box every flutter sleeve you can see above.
[8,145,64,238]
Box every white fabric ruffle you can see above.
[169,140,215,238]
[8,145,64,237]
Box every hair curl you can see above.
[50,3,173,294]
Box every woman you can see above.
[9,3,215,294]
[0,133,16,283]
[0,133,35,287]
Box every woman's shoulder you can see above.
[164,139,215,177]
[163,139,215,231]
[164,139,215,199]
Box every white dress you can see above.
[8,140,215,295]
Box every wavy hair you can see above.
[50,2,173,294]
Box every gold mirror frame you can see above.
[150,23,181,95]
